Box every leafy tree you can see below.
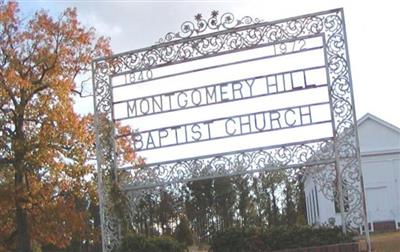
[282,173,296,226]
[0,2,111,251]
[174,215,193,247]
[186,178,214,242]
[251,176,267,227]
[123,169,311,247]
[134,192,159,237]
[214,177,235,230]
[234,175,256,228]
[293,168,307,225]
[262,171,285,227]
[158,190,176,235]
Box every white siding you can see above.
[304,114,400,229]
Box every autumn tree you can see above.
[0,2,111,251]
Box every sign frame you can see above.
[92,8,370,252]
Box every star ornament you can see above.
[183,24,191,32]
[211,10,219,18]
[195,13,202,21]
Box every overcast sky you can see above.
[19,0,400,128]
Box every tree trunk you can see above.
[14,105,32,252]
[15,167,31,252]
[271,185,279,226]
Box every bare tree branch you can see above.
[0,157,13,166]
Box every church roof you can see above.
[358,113,400,134]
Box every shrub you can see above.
[209,227,264,252]
[210,226,356,252]
[116,233,186,252]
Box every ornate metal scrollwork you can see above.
[158,11,263,43]
[119,139,335,191]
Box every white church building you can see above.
[304,113,400,232]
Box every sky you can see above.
[18,0,400,131]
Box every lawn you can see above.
[189,231,400,252]
[359,231,400,252]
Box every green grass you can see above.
[359,231,400,252]
[190,231,400,252]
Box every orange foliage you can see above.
[0,1,133,251]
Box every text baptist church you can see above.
[131,105,314,151]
